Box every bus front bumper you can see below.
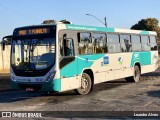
[11,79,61,92]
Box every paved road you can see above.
[0,70,160,119]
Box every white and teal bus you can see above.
[10,22,158,95]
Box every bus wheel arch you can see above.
[75,69,94,95]
[134,62,141,74]
[83,69,94,91]
[125,62,141,83]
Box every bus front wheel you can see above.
[125,65,141,83]
[75,73,92,95]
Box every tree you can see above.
[131,18,160,44]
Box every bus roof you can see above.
[64,24,157,35]
[14,23,157,36]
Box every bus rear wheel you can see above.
[125,65,141,83]
[75,73,92,95]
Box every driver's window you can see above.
[64,38,74,56]
[60,36,74,57]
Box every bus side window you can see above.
[120,34,131,52]
[150,36,157,50]
[141,36,151,51]
[78,32,92,54]
[131,35,141,52]
[107,34,120,53]
[92,33,107,53]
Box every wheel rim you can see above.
[76,73,91,95]
[81,77,89,90]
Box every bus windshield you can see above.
[11,37,55,71]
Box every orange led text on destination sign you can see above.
[18,28,49,35]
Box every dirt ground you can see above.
[0,68,160,119]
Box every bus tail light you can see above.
[45,71,56,82]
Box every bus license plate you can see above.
[26,88,34,91]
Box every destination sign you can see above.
[18,28,50,36]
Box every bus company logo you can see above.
[103,56,109,65]
[2,112,11,117]
[85,58,88,63]
[118,57,123,65]
[134,53,139,58]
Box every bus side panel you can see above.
[77,54,106,84]
[60,76,81,92]
[130,51,158,74]
[141,52,152,74]
[89,54,107,83]
[141,51,158,74]
[60,58,80,92]
[150,51,159,71]
[110,53,133,79]
[60,54,102,91]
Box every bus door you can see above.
[59,34,79,91]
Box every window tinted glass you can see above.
[132,35,141,51]
[132,35,140,43]
[108,44,121,53]
[107,34,119,43]
[150,36,157,50]
[80,33,91,44]
[120,34,131,52]
[107,34,120,53]
[141,36,150,51]
[141,36,149,43]
[150,36,156,43]
[93,33,108,53]
[78,33,93,54]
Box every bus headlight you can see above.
[45,71,56,82]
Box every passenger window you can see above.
[131,35,141,51]
[92,33,108,53]
[120,34,131,52]
[107,34,120,53]
[78,33,93,54]
[141,36,151,51]
[150,36,157,50]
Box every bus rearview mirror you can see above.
[2,42,5,51]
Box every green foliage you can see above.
[131,18,160,44]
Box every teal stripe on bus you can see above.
[130,52,151,67]
[60,54,105,78]
[140,31,150,35]
[53,78,61,91]
[66,24,115,32]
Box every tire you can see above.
[125,65,141,83]
[75,73,92,95]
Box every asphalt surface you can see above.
[0,69,160,119]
